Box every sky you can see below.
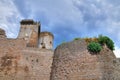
[0,0,120,57]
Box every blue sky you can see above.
[0,0,120,57]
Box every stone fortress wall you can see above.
[113,58,120,80]
[0,19,120,80]
[50,40,117,80]
[0,19,54,80]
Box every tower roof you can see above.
[20,19,35,24]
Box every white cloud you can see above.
[114,47,120,58]
[24,0,83,30]
[0,0,23,38]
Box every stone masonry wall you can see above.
[39,32,53,49]
[21,48,53,80]
[50,40,116,80]
[0,38,27,80]
[0,38,53,80]
[113,58,120,80]
[18,23,40,47]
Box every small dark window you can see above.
[26,57,28,60]
[42,46,45,48]
[36,59,38,62]
[41,43,43,45]
[42,45,46,49]
[50,41,52,44]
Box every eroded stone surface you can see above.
[0,20,54,80]
[0,38,53,80]
[50,40,116,80]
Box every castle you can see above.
[0,19,54,80]
[0,19,120,80]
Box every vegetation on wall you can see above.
[87,35,114,53]
[74,35,115,53]
[84,37,98,44]
[74,38,81,41]
[87,42,102,53]
[98,35,114,50]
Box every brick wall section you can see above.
[0,38,53,80]
[0,38,27,80]
[27,30,38,47]
[21,48,53,80]
[50,40,116,80]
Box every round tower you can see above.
[39,32,54,49]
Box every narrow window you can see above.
[26,57,28,60]
[36,59,38,62]
[50,41,52,44]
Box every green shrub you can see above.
[106,39,114,50]
[74,38,81,40]
[98,35,109,45]
[87,42,102,53]
[98,35,114,50]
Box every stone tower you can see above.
[18,19,40,47]
[39,32,54,49]
[0,28,6,39]
[18,19,54,49]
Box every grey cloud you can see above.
[0,0,23,38]
[13,0,31,18]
